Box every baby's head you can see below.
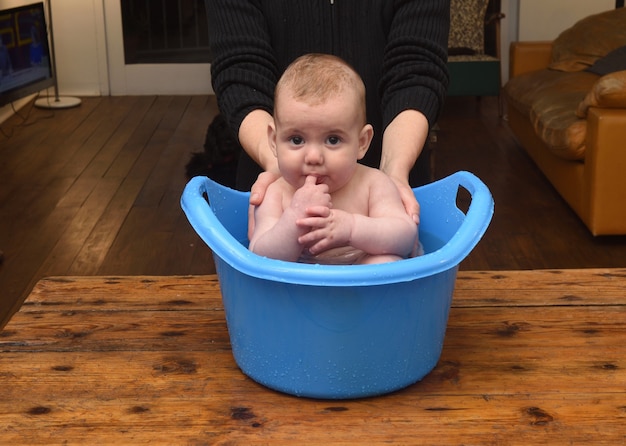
[274,53,367,125]
[270,54,373,192]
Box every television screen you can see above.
[0,2,54,107]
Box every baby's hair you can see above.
[275,53,367,123]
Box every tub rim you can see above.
[181,171,493,286]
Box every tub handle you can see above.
[420,171,494,268]
[181,176,252,261]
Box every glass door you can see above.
[103,0,212,95]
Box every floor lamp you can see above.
[35,0,81,109]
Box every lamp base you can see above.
[35,96,82,109]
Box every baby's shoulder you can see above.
[267,176,291,193]
[265,177,295,203]
[355,164,396,188]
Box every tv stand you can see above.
[35,95,81,109]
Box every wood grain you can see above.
[3,93,626,329]
[1,270,625,444]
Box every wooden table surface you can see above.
[1,269,626,445]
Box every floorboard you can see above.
[1,94,626,329]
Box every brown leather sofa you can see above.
[503,8,626,236]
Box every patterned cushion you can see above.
[448,54,498,62]
[448,0,489,54]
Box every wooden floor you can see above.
[1,95,626,329]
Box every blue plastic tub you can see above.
[181,171,493,399]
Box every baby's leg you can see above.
[358,254,403,265]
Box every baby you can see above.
[248,53,419,264]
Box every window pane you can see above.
[121,0,211,64]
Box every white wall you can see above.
[518,0,616,41]
[50,0,108,96]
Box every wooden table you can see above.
[1,269,625,445]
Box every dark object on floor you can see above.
[185,114,241,188]
[0,250,4,265]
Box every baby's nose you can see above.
[304,145,323,164]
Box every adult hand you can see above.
[389,174,422,258]
[247,170,281,239]
[250,170,280,206]
[389,175,420,226]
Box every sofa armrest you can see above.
[509,41,553,78]
[584,107,626,235]
[577,70,626,117]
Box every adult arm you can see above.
[240,109,279,209]
[379,0,450,218]
[380,109,428,224]
[206,0,278,172]
[207,0,283,236]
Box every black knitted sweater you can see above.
[206,0,450,187]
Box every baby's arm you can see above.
[249,176,331,261]
[298,171,417,258]
[347,207,417,258]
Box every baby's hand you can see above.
[290,175,331,218]
[297,209,353,254]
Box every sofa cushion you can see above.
[550,8,626,72]
[448,0,489,55]
[586,46,626,76]
[505,70,599,160]
[577,70,626,117]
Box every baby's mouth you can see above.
[306,174,325,184]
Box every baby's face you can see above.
[270,89,371,193]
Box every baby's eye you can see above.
[326,136,341,145]
[289,136,304,145]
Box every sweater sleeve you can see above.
[206,0,278,137]
[380,0,450,130]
